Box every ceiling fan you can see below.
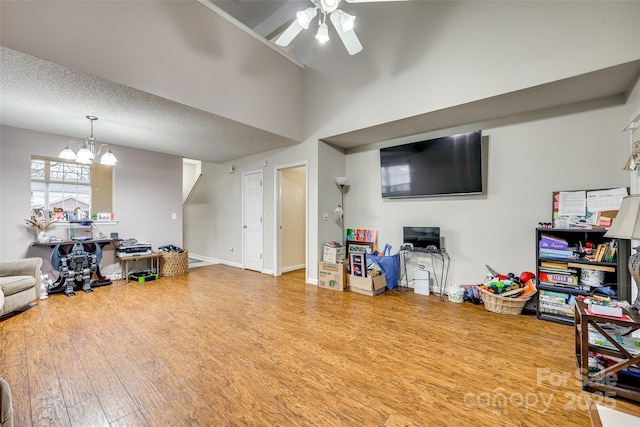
[275,0,408,56]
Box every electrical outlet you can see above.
[171,213,177,220]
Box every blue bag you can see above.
[366,244,400,290]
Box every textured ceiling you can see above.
[2,1,640,164]
[0,47,299,163]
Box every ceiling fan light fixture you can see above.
[337,10,356,31]
[296,7,317,29]
[316,22,330,43]
[320,0,340,13]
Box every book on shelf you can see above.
[539,248,575,259]
[594,240,617,263]
[539,266,578,275]
[566,262,615,273]
[540,302,567,310]
[539,271,578,285]
[540,281,590,291]
[539,234,569,250]
[539,294,570,304]
[539,289,571,299]
[539,307,573,317]
[540,261,569,269]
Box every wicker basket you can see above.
[479,288,535,315]
[160,250,189,277]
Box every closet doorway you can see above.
[275,163,307,277]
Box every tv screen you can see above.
[403,226,440,249]
[380,131,483,198]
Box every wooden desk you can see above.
[117,252,162,283]
[575,299,640,403]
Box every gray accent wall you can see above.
[0,126,183,278]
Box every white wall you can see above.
[182,159,201,204]
[304,1,640,139]
[0,126,183,278]
[0,1,304,142]
[317,142,347,251]
[183,138,318,281]
[182,1,639,288]
[344,105,630,289]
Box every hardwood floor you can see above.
[2,264,640,426]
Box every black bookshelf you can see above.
[535,228,630,325]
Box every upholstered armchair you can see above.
[0,377,13,427]
[0,257,43,317]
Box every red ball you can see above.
[520,271,535,283]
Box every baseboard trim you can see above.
[281,264,305,273]
[188,253,218,264]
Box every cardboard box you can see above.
[318,261,347,291]
[323,245,346,263]
[348,274,387,296]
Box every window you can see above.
[30,157,92,217]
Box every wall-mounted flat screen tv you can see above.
[380,131,483,198]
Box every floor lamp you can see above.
[335,177,348,245]
[604,194,640,310]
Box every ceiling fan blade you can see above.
[329,11,363,55]
[275,19,304,47]
[345,0,409,3]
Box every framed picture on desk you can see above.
[350,252,366,277]
[78,209,91,220]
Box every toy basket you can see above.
[160,250,189,277]
[479,287,535,315]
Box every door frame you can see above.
[242,169,263,272]
[273,161,308,277]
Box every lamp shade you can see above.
[338,11,355,32]
[315,22,329,43]
[59,144,77,160]
[76,143,94,162]
[100,150,118,166]
[335,176,348,186]
[296,7,317,29]
[604,195,640,240]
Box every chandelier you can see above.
[59,115,118,166]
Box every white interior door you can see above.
[243,171,263,272]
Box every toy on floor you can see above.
[50,243,102,296]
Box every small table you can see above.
[399,248,451,300]
[575,299,640,403]
[117,252,163,283]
